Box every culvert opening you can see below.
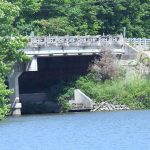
[19,55,96,114]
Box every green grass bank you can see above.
[55,74,150,111]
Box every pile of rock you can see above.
[92,102,130,112]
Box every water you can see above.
[0,110,150,150]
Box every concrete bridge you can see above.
[8,34,139,115]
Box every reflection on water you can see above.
[0,110,150,150]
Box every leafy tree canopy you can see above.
[0,1,28,119]
[9,0,150,37]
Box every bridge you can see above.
[8,34,148,115]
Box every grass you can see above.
[54,73,150,111]
[75,74,150,109]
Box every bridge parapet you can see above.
[28,35,124,48]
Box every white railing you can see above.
[28,35,124,48]
[126,38,150,50]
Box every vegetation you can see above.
[0,37,28,119]
[4,0,150,37]
[55,73,150,111]
[0,79,11,119]
[0,1,28,119]
[76,75,150,109]
[47,79,77,112]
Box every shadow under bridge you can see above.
[19,55,96,114]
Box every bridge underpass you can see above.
[19,55,96,114]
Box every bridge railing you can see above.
[126,38,150,50]
[28,35,124,48]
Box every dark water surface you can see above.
[0,110,150,150]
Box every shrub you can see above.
[47,78,77,112]
[90,48,118,81]
[0,79,11,120]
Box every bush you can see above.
[0,79,11,120]
[90,48,119,81]
[47,79,77,112]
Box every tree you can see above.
[0,36,28,120]
[7,0,44,35]
[33,17,70,35]
[97,0,150,37]
[0,79,11,119]
[90,48,118,81]
[5,0,149,37]
[0,0,19,36]
[29,0,101,35]
[0,1,28,119]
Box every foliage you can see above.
[7,0,150,37]
[0,36,29,77]
[50,73,150,111]
[33,17,71,35]
[97,0,149,37]
[0,1,29,119]
[90,48,118,81]
[0,36,28,119]
[47,79,76,112]
[0,0,20,36]
[75,75,150,109]
[0,79,12,120]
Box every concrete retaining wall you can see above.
[122,43,138,60]
[69,89,95,111]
